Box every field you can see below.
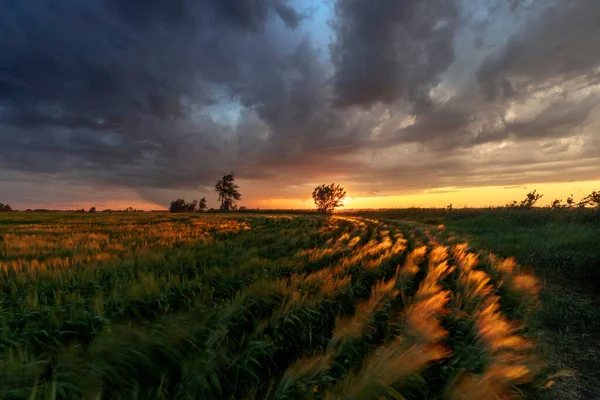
[0,211,598,399]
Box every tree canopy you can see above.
[312,183,346,213]
[169,199,199,213]
[215,172,241,210]
[0,203,12,212]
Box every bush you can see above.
[169,199,198,213]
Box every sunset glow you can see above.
[0,1,599,210]
[2,1,599,397]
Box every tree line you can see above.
[169,172,241,213]
[7,176,594,213]
[503,190,600,209]
[169,198,208,213]
[170,173,348,213]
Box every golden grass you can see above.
[0,213,543,399]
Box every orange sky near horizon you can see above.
[249,179,600,210]
[25,179,600,211]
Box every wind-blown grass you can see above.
[0,212,543,399]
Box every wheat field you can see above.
[0,213,543,399]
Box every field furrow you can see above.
[0,213,542,399]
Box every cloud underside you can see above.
[0,0,599,204]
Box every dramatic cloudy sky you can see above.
[1,0,599,209]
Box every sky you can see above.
[1,0,599,210]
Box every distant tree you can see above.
[550,199,563,209]
[169,199,188,213]
[89,207,97,213]
[519,190,543,208]
[312,183,346,213]
[0,203,12,212]
[215,172,241,210]
[199,197,207,211]
[505,190,543,209]
[239,206,247,211]
[580,191,600,208]
[169,198,200,213]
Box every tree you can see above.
[550,199,563,209]
[506,190,543,209]
[169,198,200,213]
[581,191,600,208]
[169,198,188,213]
[312,183,346,213]
[519,190,543,208]
[199,197,207,211]
[0,203,12,212]
[89,207,97,213]
[215,172,241,210]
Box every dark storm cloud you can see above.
[330,0,459,110]
[370,0,600,153]
[0,0,313,190]
[397,104,470,144]
[1,0,600,208]
[506,95,597,141]
[477,0,600,101]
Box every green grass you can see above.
[443,208,600,284]
[436,208,600,399]
[0,212,545,399]
[352,207,600,398]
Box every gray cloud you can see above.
[330,0,459,110]
[1,0,600,208]
[477,0,600,101]
[0,0,319,190]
